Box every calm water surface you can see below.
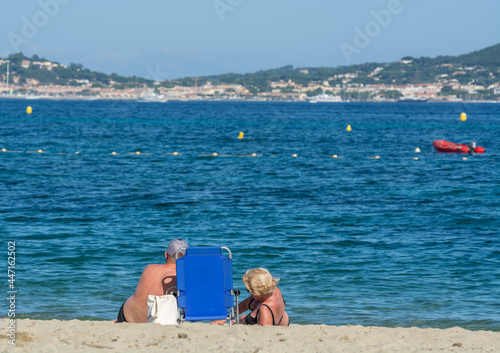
[0,100,499,330]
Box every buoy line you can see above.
[1,148,488,161]
[3,120,484,161]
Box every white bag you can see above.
[147,294,179,325]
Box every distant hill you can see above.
[1,44,499,93]
[0,52,154,89]
[443,43,500,67]
[187,43,500,92]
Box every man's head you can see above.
[166,239,188,262]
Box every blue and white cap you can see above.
[167,239,188,257]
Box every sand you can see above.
[1,319,499,353]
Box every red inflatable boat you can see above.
[433,140,485,154]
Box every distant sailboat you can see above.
[4,60,13,95]
[6,60,10,93]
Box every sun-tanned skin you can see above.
[211,287,288,326]
[122,252,177,323]
[240,287,288,326]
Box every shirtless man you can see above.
[115,239,188,323]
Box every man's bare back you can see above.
[122,262,177,323]
[116,239,188,323]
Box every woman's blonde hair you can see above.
[242,268,280,297]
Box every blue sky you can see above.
[1,0,499,79]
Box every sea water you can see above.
[0,100,499,330]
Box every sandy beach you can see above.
[1,319,499,353]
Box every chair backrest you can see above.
[175,247,235,321]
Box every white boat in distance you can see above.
[398,96,428,103]
[138,90,167,103]
[309,93,342,103]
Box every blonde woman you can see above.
[212,268,289,326]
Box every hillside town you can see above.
[1,58,499,103]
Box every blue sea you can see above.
[1,99,499,331]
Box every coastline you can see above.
[2,319,499,353]
[1,95,499,103]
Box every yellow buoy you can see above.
[1,148,6,152]
[375,156,380,159]
[135,151,141,155]
[213,152,218,156]
[173,151,178,156]
[346,125,352,132]
[251,153,257,157]
[26,106,32,114]
[463,157,467,160]
[111,152,117,155]
[332,155,338,159]
[238,132,244,139]
[414,157,419,160]
[460,112,467,122]
[37,149,43,153]
[292,154,297,157]
[415,147,421,153]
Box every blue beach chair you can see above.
[174,247,240,324]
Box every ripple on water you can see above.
[1,101,499,330]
